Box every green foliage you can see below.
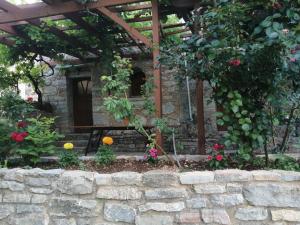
[15,117,63,165]
[0,91,34,121]
[162,0,300,166]
[272,154,300,171]
[0,117,15,162]
[207,144,228,170]
[58,150,80,168]
[95,145,116,166]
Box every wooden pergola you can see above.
[0,0,205,154]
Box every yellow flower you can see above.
[64,142,74,150]
[102,136,113,145]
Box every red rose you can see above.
[272,2,282,9]
[213,144,220,151]
[290,58,297,63]
[216,154,223,161]
[229,59,241,67]
[20,132,29,138]
[291,49,296,54]
[15,134,25,143]
[10,132,18,140]
[27,97,33,102]
[17,121,27,128]
[207,155,213,161]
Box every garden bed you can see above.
[7,155,300,173]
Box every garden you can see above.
[0,0,299,173]
[0,1,300,225]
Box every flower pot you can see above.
[170,0,196,8]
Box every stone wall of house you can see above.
[42,58,219,154]
[0,168,300,225]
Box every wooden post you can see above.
[196,79,206,154]
[152,0,163,149]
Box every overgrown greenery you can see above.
[95,145,116,166]
[162,0,300,167]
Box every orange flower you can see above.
[102,136,113,145]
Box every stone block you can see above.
[226,183,243,193]
[271,209,300,222]
[143,170,178,187]
[52,218,76,225]
[25,177,52,187]
[97,187,142,200]
[16,204,44,214]
[29,187,53,194]
[176,211,201,224]
[104,203,136,223]
[244,183,300,208]
[139,202,185,212]
[31,194,48,204]
[111,172,142,186]
[95,174,112,186]
[180,171,214,184]
[56,171,94,195]
[201,209,231,225]
[235,207,268,221]
[210,194,244,207]
[186,196,208,209]
[194,184,226,194]
[251,171,281,181]
[0,181,25,191]
[8,214,49,225]
[215,170,252,182]
[3,169,24,182]
[0,205,14,220]
[136,214,173,225]
[3,192,31,203]
[145,188,187,199]
[50,197,100,217]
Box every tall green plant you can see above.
[162,0,300,166]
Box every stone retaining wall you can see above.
[0,169,300,225]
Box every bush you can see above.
[14,116,63,165]
[0,117,15,162]
[58,151,80,168]
[0,91,34,121]
[95,145,116,166]
[272,154,300,171]
[207,144,228,170]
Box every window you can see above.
[130,67,146,97]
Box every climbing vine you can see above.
[162,0,300,166]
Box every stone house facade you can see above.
[43,57,219,154]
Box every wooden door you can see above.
[73,78,93,132]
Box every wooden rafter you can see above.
[0,1,100,58]
[96,7,152,48]
[110,3,152,12]
[0,0,147,24]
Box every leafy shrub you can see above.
[273,154,300,171]
[0,117,15,162]
[59,151,80,168]
[0,91,34,121]
[144,146,159,164]
[207,144,228,170]
[95,145,116,166]
[14,116,63,165]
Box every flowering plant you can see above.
[14,116,63,165]
[59,142,80,168]
[207,144,228,170]
[144,145,159,164]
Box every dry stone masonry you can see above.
[0,169,299,225]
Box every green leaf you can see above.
[242,124,250,131]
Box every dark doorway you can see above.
[73,78,93,132]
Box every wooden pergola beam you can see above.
[96,7,152,48]
[152,0,163,148]
[0,1,100,57]
[0,0,147,24]
[110,3,152,12]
